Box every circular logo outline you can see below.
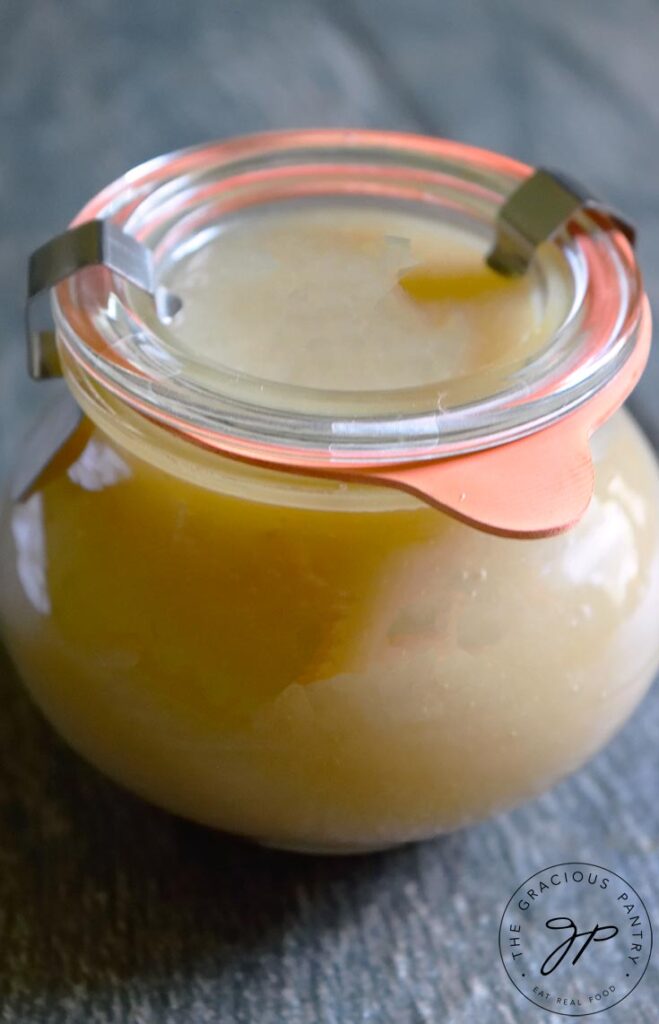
[498,861,653,1017]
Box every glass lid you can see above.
[52,130,644,466]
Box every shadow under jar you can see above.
[2,131,659,854]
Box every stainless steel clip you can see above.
[26,219,182,379]
[487,168,636,277]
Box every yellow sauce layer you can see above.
[2,410,659,851]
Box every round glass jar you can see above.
[2,131,658,854]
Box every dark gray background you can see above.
[1,2,659,1021]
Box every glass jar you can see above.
[1,131,658,854]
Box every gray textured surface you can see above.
[2,2,659,1021]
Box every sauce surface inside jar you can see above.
[161,202,571,404]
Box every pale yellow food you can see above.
[1,208,658,853]
[161,205,568,399]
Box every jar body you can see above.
[1,402,659,853]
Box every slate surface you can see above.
[1,2,659,1021]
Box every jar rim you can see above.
[52,129,645,468]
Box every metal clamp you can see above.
[26,219,182,380]
[487,168,636,277]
